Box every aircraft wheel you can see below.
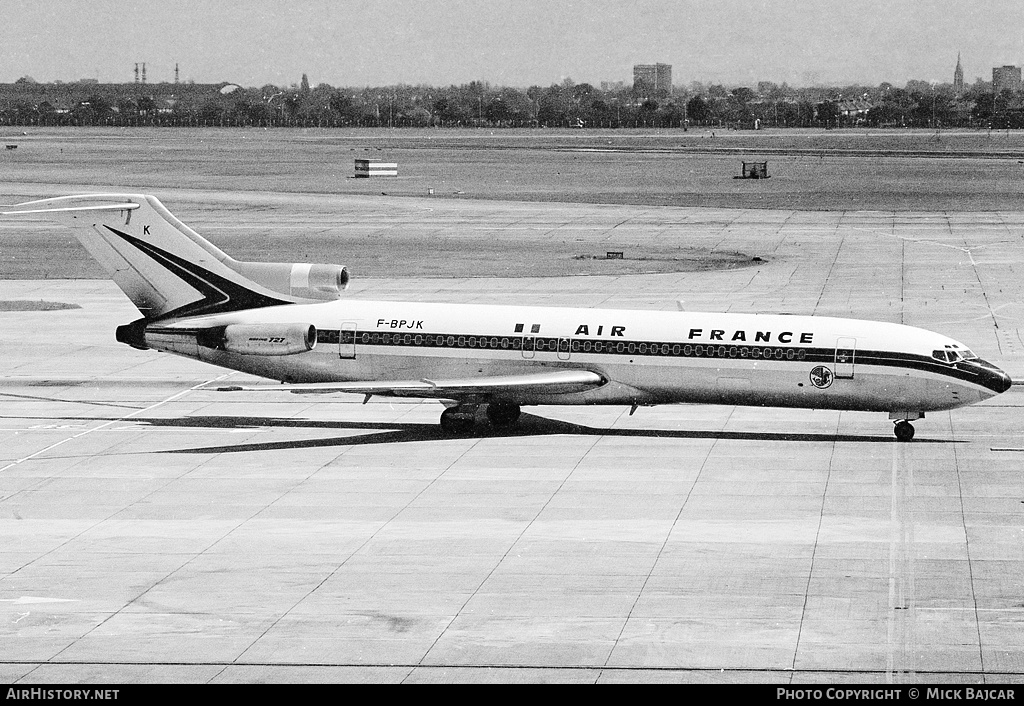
[486,401,521,428]
[440,407,475,434]
[893,420,915,442]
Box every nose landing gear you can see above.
[889,412,923,442]
[893,420,915,442]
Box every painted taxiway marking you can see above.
[887,441,917,683]
[27,424,89,430]
[2,425,267,434]
[0,597,78,604]
[0,374,234,473]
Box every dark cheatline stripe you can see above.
[314,328,999,390]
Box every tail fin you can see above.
[3,194,321,319]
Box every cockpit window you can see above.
[932,346,979,363]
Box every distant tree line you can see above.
[1,76,1023,129]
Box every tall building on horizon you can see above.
[993,65,1021,94]
[953,54,964,95]
[633,63,671,95]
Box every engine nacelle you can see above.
[200,323,317,356]
[229,261,349,301]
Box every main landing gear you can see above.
[889,412,924,442]
[439,402,522,434]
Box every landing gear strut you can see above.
[486,401,521,428]
[440,405,476,434]
[439,402,522,433]
[893,420,915,442]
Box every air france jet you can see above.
[3,194,1011,441]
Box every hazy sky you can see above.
[3,0,1022,88]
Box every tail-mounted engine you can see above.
[228,261,349,301]
[121,320,318,357]
[207,323,318,356]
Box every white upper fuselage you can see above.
[151,298,1011,414]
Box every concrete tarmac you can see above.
[1,194,1023,683]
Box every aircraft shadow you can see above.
[137,413,956,454]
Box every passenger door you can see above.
[340,321,357,359]
[521,336,536,359]
[557,337,572,361]
[835,337,856,379]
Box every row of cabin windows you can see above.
[333,330,810,360]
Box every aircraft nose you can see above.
[976,360,1012,394]
[994,368,1013,394]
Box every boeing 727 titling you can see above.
[3,194,1011,441]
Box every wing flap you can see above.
[217,369,605,399]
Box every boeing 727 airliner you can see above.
[3,194,1011,441]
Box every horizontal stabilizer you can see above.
[216,369,605,400]
[2,203,141,216]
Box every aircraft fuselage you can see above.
[147,298,1011,414]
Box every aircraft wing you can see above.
[217,369,605,400]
